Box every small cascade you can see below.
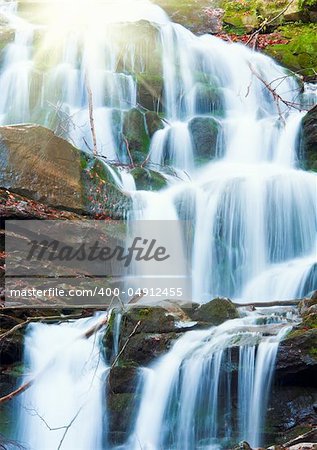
[16,315,109,450]
[149,122,194,173]
[129,310,292,450]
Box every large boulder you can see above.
[0,125,131,218]
[300,105,317,171]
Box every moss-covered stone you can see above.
[221,0,260,34]
[300,105,317,171]
[123,108,150,164]
[131,167,167,191]
[0,124,132,218]
[145,111,164,137]
[264,24,317,77]
[191,297,239,325]
[189,116,221,164]
[136,73,164,112]
[153,0,223,34]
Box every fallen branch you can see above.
[233,300,300,308]
[283,427,317,447]
[85,73,98,156]
[248,63,303,113]
[122,134,135,167]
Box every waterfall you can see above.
[0,1,316,447]
[0,0,315,302]
[16,315,109,450]
[129,311,292,450]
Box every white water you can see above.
[0,2,315,447]
[0,0,316,301]
[16,315,108,450]
[128,310,293,449]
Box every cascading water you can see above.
[1,1,316,449]
[15,315,109,450]
[0,0,316,302]
[128,309,293,450]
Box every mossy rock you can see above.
[107,392,136,435]
[220,0,261,34]
[136,73,163,112]
[145,111,164,137]
[131,167,167,191]
[120,306,177,337]
[0,124,131,218]
[300,105,317,171]
[189,116,221,164]
[108,366,139,394]
[118,331,177,366]
[114,21,162,75]
[123,108,150,164]
[153,0,222,34]
[277,328,317,378]
[191,297,239,325]
[264,24,317,77]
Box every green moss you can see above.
[131,167,167,191]
[302,313,317,329]
[123,108,150,164]
[221,0,260,33]
[136,74,163,112]
[299,0,317,8]
[264,24,317,77]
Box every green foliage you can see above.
[264,23,317,77]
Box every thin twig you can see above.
[245,0,295,47]
[85,73,98,156]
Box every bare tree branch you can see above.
[85,73,98,156]
[245,0,295,47]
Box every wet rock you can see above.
[136,73,163,112]
[232,442,252,450]
[118,331,177,366]
[189,116,221,164]
[131,167,167,191]
[0,329,24,366]
[300,105,317,171]
[191,297,239,325]
[104,306,180,366]
[123,108,150,164]
[107,392,137,442]
[0,125,131,218]
[276,328,317,381]
[145,111,164,137]
[268,385,317,440]
[120,306,177,336]
[108,367,139,394]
